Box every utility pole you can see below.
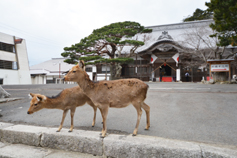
[59,62,61,79]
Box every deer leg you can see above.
[87,100,97,127]
[141,102,150,130]
[98,108,103,135]
[57,109,68,132]
[92,106,97,127]
[132,102,142,136]
[69,108,76,132]
[100,106,109,138]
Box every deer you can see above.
[27,86,97,132]
[63,61,150,138]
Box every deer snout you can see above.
[27,111,32,114]
[63,76,68,81]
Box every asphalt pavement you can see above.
[1,82,237,148]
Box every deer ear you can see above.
[36,96,40,101]
[79,60,85,71]
[29,93,35,99]
[37,95,46,102]
[29,93,34,97]
[28,93,33,99]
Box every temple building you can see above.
[120,19,237,82]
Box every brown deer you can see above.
[63,61,150,138]
[27,86,97,132]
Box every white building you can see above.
[30,58,74,84]
[0,32,31,85]
[30,58,110,84]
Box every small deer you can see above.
[27,86,97,132]
[64,61,150,138]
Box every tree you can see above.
[178,25,236,82]
[205,0,237,81]
[179,26,217,66]
[182,2,237,82]
[205,0,237,46]
[61,21,152,80]
[183,8,213,22]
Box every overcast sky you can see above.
[0,0,209,66]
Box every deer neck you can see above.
[76,72,95,96]
[43,98,62,109]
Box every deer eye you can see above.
[73,71,76,73]
[34,104,37,106]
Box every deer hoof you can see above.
[56,130,60,132]
[92,125,94,127]
[100,135,105,138]
[132,134,137,136]
[68,130,72,132]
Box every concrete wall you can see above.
[16,39,30,71]
[0,51,17,61]
[0,69,31,85]
[0,32,14,44]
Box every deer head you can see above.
[27,93,47,114]
[63,60,85,82]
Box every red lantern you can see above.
[164,63,166,66]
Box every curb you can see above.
[0,97,23,103]
[1,122,237,158]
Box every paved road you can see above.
[1,82,237,147]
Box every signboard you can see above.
[207,59,234,81]
[211,64,229,72]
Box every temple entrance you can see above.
[160,65,171,76]
[153,62,176,82]
[158,64,173,82]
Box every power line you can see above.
[0,22,63,47]
[26,40,64,49]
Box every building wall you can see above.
[31,75,46,84]
[0,32,31,85]
[16,39,30,71]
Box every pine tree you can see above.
[206,0,237,46]
[61,21,152,79]
[183,8,213,22]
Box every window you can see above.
[85,67,92,72]
[0,42,15,53]
[12,61,18,70]
[0,60,18,70]
[96,65,102,73]
[138,67,148,74]
[0,78,3,85]
[46,78,56,84]
[101,66,110,73]
[124,67,135,76]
